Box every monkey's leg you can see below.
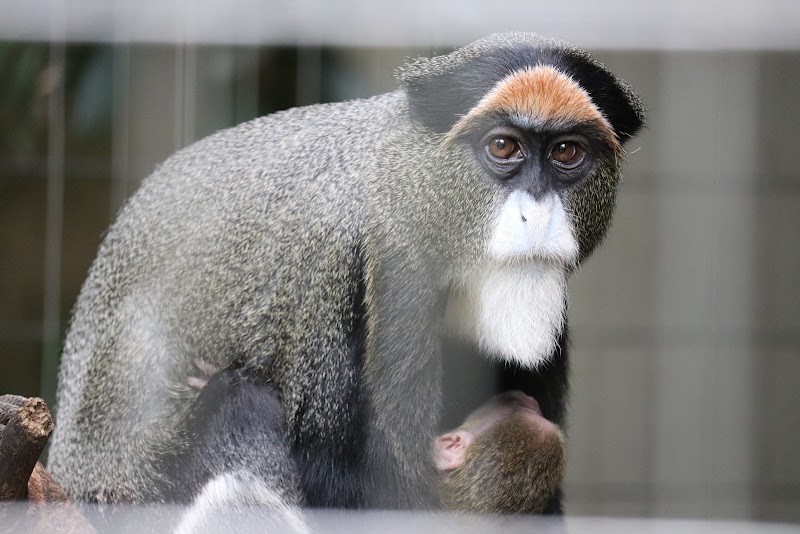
[163,368,308,534]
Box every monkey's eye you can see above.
[487,136,523,160]
[549,141,586,169]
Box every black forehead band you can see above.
[404,45,644,143]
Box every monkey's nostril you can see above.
[521,214,527,222]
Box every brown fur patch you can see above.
[446,66,619,151]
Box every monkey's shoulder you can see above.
[100,92,407,266]
[155,90,407,186]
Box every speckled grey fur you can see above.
[49,93,400,502]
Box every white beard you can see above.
[445,262,568,368]
[444,191,577,368]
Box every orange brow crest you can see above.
[444,66,619,151]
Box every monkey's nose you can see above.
[518,192,555,228]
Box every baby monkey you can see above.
[436,391,566,515]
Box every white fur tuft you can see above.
[176,471,309,534]
[444,190,575,367]
[445,263,568,369]
[489,191,578,265]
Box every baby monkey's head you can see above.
[436,391,566,514]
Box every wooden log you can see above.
[0,396,54,500]
[22,462,98,534]
[0,395,98,532]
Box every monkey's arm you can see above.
[362,250,443,509]
[162,368,308,533]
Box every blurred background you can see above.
[1,0,798,525]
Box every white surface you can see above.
[2,0,800,49]
[5,504,800,533]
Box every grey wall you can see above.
[565,51,800,521]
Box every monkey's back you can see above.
[48,91,407,501]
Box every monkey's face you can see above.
[435,65,630,368]
[396,34,644,367]
[400,35,644,270]
[446,65,624,270]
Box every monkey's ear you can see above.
[398,57,482,134]
[435,431,472,471]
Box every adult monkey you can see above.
[48,32,644,515]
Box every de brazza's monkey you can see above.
[47,32,644,512]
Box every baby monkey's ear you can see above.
[434,431,472,471]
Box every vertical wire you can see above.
[41,19,66,406]
[295,46,322,106]
[173,30,196,149]
[182,44,197,148]
[173,42,185,151]
[110,43,131,219]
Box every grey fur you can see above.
[47,33,644,511]
[49,93,397,502]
